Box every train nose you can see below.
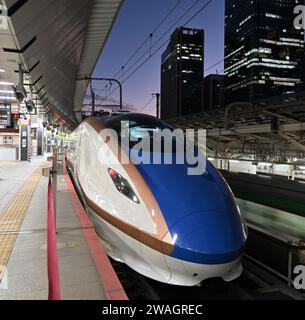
[165,211,246,265]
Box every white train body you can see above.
[67,115,247,286]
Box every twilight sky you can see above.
[92,0,225,114]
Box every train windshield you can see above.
[105,114,183,153]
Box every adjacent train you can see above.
[66,113,248,286]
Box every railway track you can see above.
[110,256,305,300]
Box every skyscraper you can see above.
[203,74,225,112]
[225,0,305,104]
[161,27,204,120]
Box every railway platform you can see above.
[0,156,305,301]
[0,156,127,300]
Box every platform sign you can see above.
[19,119,30,161]
[37,128,43,156]
[11,105,19,114]
[0,104,11,126]
[18,104,36,115]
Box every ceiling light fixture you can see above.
[0,81,14,86]
[0,96,16,100]
[0,90,15,94]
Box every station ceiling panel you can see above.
[0,0,123,127]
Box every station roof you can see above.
[168,92,305,157]
[0,0,123,128]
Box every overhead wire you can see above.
[104,0,215,103]
[139,96,155,112]
[109,0,183,81]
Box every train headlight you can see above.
[237,204,248,239]
[108,168,140,204]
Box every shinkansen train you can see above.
[66,113,248,286]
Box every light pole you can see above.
[224,102,253,129]
[77,76,123,110]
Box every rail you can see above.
[246,220,305,288]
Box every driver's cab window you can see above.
[106,115,174,152]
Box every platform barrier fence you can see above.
[246,221,305,290]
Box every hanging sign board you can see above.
[0,104,11,126]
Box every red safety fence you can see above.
[47,175,61,300]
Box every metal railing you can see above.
[246,220,305,288]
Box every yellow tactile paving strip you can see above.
[0,166,45,281]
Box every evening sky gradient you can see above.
[93,0,225,114]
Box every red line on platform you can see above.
[64,170,128,300]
